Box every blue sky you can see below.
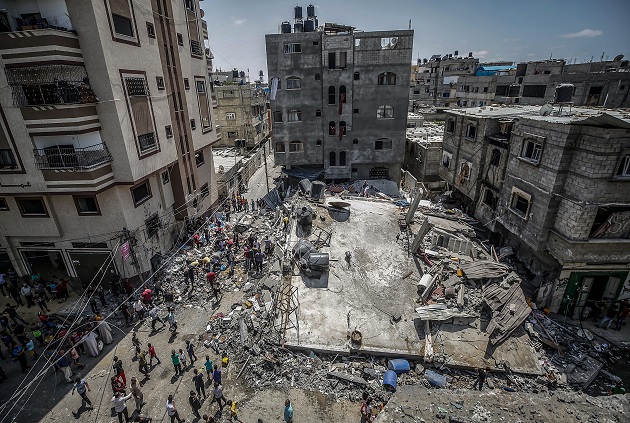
[201,0,630,81]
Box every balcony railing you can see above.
[33,143,113,170]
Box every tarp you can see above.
[281,167,324,181]
[475,65,516,76]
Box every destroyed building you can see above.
[438,105,630,318]
[402,114,445,193]
[265,6,413,182]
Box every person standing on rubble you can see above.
[133,299,145,322]
[204,355,213,379]
[186,263,196,290]
[283,216,289,231]
[149,306,165,332]
[212,364,222,385]
[211,381,227,409]
[165,394,185,423]
[254,249,264,273]
[472,367,488,391]
[185,340,197,363]
[167,307,178,335]
[192,368,206,399]
[148,342,161,366]
[244,247,251,271]
[171,349,182,375]
[283,399,293,423]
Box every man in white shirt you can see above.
[133,299,145,322]
[111,391,133,423]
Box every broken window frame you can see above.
[510,192,530,218]
[283,43,302,54]
[377,72,397,85]
[521,139,543,164]
[615,156,630,177]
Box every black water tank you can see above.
[295,5,303,19]
[508,84,521,97]
[281,21,291,33]
[307,4,315,18]
[294,22,303,33]
[304,19,315,32]
[555,84,575,103]
[232,69,239,78]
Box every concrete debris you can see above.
[483,272,532,345]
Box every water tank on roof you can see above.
[307,4,315,18]
[294,22,303,33]
[454,50,459,56]
[295,5,303,19]
[555,84,575,103]
[239,71,245,78]
[281,21,291,33]
[232,69,239,78]
[304,19,315,32]
[508,84,521,97]
[468,52,473,57]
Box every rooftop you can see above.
[406,122,444,144]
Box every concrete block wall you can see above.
[552,199,598,240]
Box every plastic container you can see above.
[424,369,447,387]
[383,370,397,391]
[387,359,411,375]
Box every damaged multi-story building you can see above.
[439,104,630,318]
[0,0,218,285]
[265,5,413,182]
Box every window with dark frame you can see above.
[287,110,302,122]
[195,150,204,167]
[190,119,196,130]
[17,198,47,217]
[376,105,394,119]
[375,138,392,150]
[354,72,360,81]
[74,195,99,215]
[328,86,336,105]
[283,43,301,54]
[465,123,477,140]
[315,109,322,118]
[161,171,170,184]
[353,138,358,145]
[483,189,497,207]
[521,139,542,163]
[272,111,283,123]
[112,14,134,37]
[286,77,301,90]
[329,151,336,166]
[146,213,160,238]
[353,108,359,114]
[165,125,173,138]
[316,140,322,146]
[615,156,630,177]
[0,198,8,210]
[138,133,157,152]
[0,149,17,168]
[131,181,151,206]
[328,121,336,135]
[377,72,397,85]
[510,192,530,217]
[156,76,165,90]
[446,119,455,133]
[146,22,155,38]
[184,78,190,90]
[275,142,285,152]
[490,149,501,166]
[289,141,304,152]
[196,80,206,93]
[315,73,321,81]
[177,33,183,46]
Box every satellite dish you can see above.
[539,104,553,116]
[613,54,624,62]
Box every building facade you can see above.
[439,106,630,317]
[0,0,218,285]
[214,84,269,149]
[266,22,413,182]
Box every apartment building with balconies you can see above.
[0,0,218,285]
[266,18,412,182]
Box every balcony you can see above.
[33,143,113,170]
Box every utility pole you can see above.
[123,227,142,282]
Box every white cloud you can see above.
[232,18,246,25]
[472,50,489,58]
[559,28,603,38]
[527,53,536,57]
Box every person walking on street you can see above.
[148,342,161,366]
[56,349,73,381]
[121,302,132,327]
[227,400,240,421]
[212,365,222,385]
[166,395,185,423]
[185,340,197,363]
[130,376,145,412]
[284,399,293,423]
[189,390,202,419]
[167,308,178,335]
[149,307,165,331]
[113,356,127,387]
[138,349,150,379]
[72,377,93,409]
[133,299,145,322]
[178,348,187,368]
[472,367,487,391]
[192,369,206,399]
[171,349,182,375]
[112,391,133,423]
[211,382,227,409]
[204,355,213,379]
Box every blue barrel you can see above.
[388,359,410,374]
[424,369,447,387]
[383,370,397,391]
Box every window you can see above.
[510,190,531,218]
[354,72,360,81]
[483,189,497,208]
[283,43,301,54]
[165,125,173,138]
[465,123,477,140]
[381,37,398,49]
[328,86,336,105]
[330,151,336,166]
[276,142,285,152]
[355,39,361,47]
[190,40,203,56]
[156,76,165,90]
[315,73,321,81]
[112,14,134,37]
[286,77,301,90]
[272,111,282,123]
[0,149,17,168]
[377,72,397,85]
[125,77,148,96]
[227,131,237,139]
[442,151,452,168]
[184,78,190,90]
[313,41,319,46]
[377,105,394,119]
[375,138,392,150]
[339,121,347,136]
[131,181,152,206]
[522,85,547,98]
[339,151,347,166]
[138,133,157,152]
[353,108,359,114]
[328,52,336,69]
[146,22,155,38]
[289,141,304,152]
[414,90,420,95]
[616,156,630,177]
[184,0,195,11]
[196,80,206,93]
[489,149,501,166]
[287,110,302,122]
[483,87,488,93]
[328,121,336,135]
[339,85,347,103]
[226,112,236,120]
[190,119,196,130]
[144,213,160,238]
[195,150,204,167]
[495,85,509,96]
[177,33,183,46]
[201,183,209,199]
[74,195,100,215]
[316,140,322,146]
[446,119,455,133]
[339,51,347,69]
[353,138,358,145]
[17,198,48,217]
[315,109,322,118]
[0,198,8,210]
[161,171,170,184]
[521,139,543,163]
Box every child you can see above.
[227,399,239,421]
